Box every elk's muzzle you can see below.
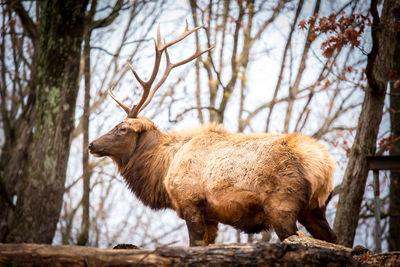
[88,142,106,157]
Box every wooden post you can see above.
[373,169,381,252]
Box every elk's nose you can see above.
[88,143,94,151]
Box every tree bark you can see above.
[389,19,400,251]
[333,0,400,248]
[6,0,89,243]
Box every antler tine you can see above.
[185,19,189,31]
[128,42,163,118]
[159,20,205,51]
[138,44,215,113]
[127,62,146,87]
[125,21,213,116]
[138,47,172,113]
[170,44,215,68]
[156,24,162,48]
[108,85,131,115]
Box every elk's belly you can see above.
[204,190,270,233]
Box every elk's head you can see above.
[89,21,213,165]
[88,117,157,164]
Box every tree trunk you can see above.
[6,0,89,243]
[333,0,400,247]
[77,28,91,246]
[389,21,400,251]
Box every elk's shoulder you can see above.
[171,123,227,140]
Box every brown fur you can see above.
[89,117,338,246]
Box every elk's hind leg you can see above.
[205,221,218,244]
[299,206,338,243]
[264,187,308,241]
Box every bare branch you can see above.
[90,0,124,30]
[6,0,38,44]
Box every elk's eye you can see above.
[120,126,127,132]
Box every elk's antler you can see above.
[109,20,214,118]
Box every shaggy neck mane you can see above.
[112,122,227,210]
[115,129,185,210]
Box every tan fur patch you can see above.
[90,117,336,244]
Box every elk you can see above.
[89,22,338,246]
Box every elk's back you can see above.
[164,130,334,212]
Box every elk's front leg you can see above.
[205,221,218,244]
[184,210,207,246]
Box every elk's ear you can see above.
[132,124,140,132]
[131,117,156,133]
[132,122,145,133]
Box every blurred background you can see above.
[1,0,397,252]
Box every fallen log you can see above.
[284,232,400,266]
[0,242,358,266]
[1,234,399,267]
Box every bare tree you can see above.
[0,0,92,243]
[4,0,91,243]
[334,0,400,248]
[77,0,125,246]
[2,0,389,249]
[0,1,38,242]
[57,0,168,246]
